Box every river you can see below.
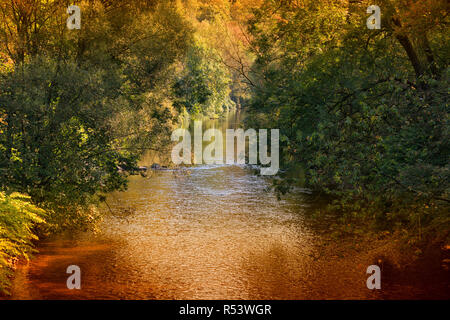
[6,111,449,299]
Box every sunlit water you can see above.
[10,165,324,299]
[6,112,448,299]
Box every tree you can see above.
[173,38,235,116]
[245,0,449,231]
[0,58,136,230]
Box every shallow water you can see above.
[10,166,325,299]
[6,112,449,300]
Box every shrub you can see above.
[0,192,46,294]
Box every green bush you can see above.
[0,192,46,294]
[245,0,449,236]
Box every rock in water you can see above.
[151,163,161,170]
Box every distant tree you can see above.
[173,39,235,116]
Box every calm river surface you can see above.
[6,112,448,299]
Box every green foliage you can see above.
[0,0,197,293]
[0,57,136,232]
[0,0,196,231]
[173,39,235,116]
[0,0,246,294]
[0,0,445,295]
[246,0,449,234]
[0,192,46,294]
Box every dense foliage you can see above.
[245,0,449,234]
[173,38,235,117]
[0,0,238,292]
[0,0,448,294]
[0,0,195,228]
[0,192,45,294]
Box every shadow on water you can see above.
[6,111,449,299]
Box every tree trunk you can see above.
[391,17,424,78]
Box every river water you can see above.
[6,111,449,299]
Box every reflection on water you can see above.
[7,111,446,300]
[9,111,326,299]
[10,165,321,299]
